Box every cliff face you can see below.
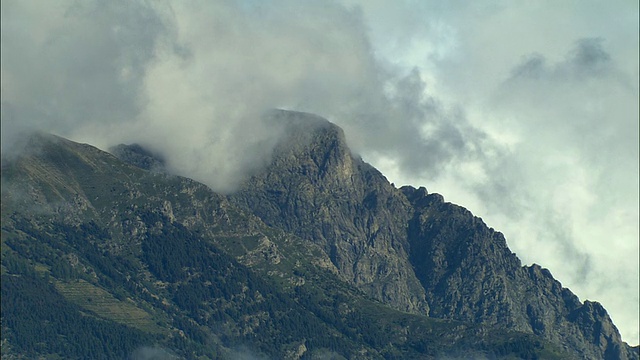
[229,110,638,360]
[402,185,636,359]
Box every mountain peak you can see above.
[266,110,348,153]
[264,109,356,184]
[229,110,638,360]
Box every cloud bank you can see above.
[1,0,483,192]
[1,0,637,344]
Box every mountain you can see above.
[229,110,638,359]
[1,111,637,359]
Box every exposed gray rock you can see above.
[403,185,637,359]
[230,110,429,315]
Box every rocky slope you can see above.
[403,185,636,359]
[229,109,638,360]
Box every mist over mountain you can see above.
[1,0,637,348]
[1,110,638,359]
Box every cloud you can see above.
[0,0,164,148]
[122,1,486,193]
[1,0,485,193]
[478,38,639,345]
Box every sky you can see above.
[1,0,638,345]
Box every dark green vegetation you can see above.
[2,268,155,359]
[1,113,637,359]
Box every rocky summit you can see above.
[1,110,638,359]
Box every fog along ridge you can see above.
[228,110,639,360]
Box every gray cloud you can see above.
[511,38,614,81]
[1,0,483,193]
[0,0,164,148]
[334,67,487,181]
[569,38,612,73]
